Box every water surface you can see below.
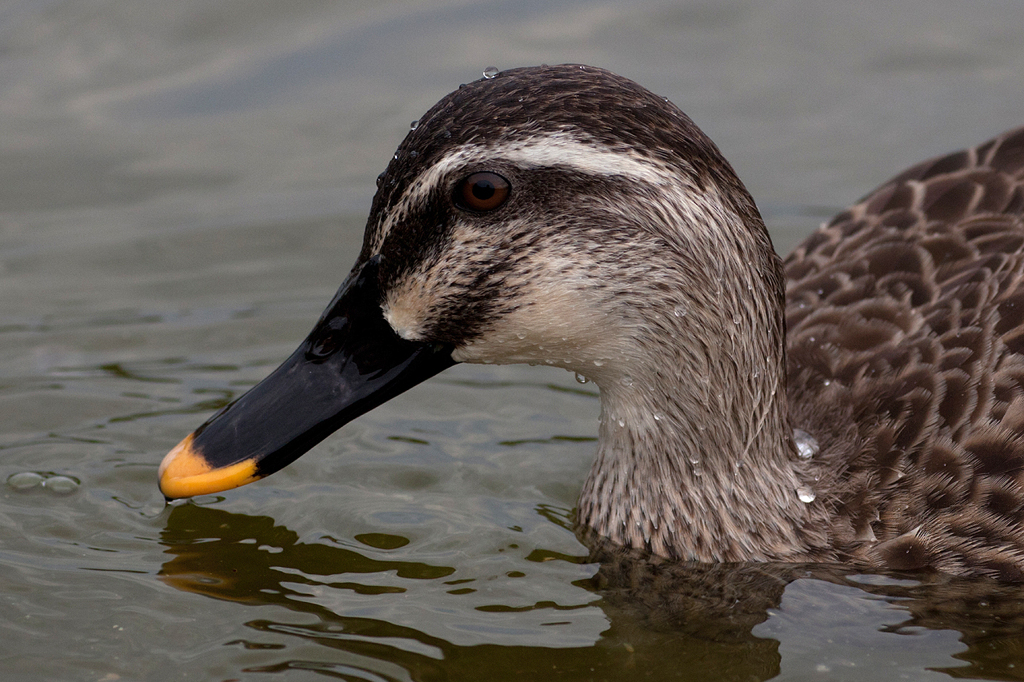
[3,1,1024,680]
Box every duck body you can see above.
[786,132,1024,578]
[159,65,1024,580]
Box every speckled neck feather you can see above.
[366,64,1024,580]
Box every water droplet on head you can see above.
[409,150,418,158]
[409,120,419,130]
[482,66,499,79]
[793,429,819,460]
[516,332,526,340]
[673,306,687,317]
[617,418,625,428]
[574,372,589,384]
[375,172,385,187]
[797,487,816,504]
[622,375,633,387]
[733,314,742,325]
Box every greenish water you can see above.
[2,1,1024,680]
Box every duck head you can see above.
[159,64,789,533]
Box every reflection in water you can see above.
[159,505,1024,681]
[157,504,781,680]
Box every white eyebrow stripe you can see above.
[488,133,681,185]
[370,131,685,252]
[431,132,680,186]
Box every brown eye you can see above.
[456,172,510,212]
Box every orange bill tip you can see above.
[158,433,260,499]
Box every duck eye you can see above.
[455,172,510,212]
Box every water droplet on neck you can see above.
[482,66,499,79]
[673,306,687,317]
[797,487,816,504]
[409,150,418,158]
[409,120,419,130]
[617,418,625,428]
[574,372,589,384]
[793,429,819,460]
[516,332,526,340]
[376,172,385,187]
[622,375,633,387]
[733,314,742,325]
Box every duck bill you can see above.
[158,257,455,499]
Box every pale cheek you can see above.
[383,302,426,342]
[452,301,631,381]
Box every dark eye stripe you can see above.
[455,172,510,212]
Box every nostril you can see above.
[308,332,338,359]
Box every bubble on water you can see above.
[7,471,44,490]
[44,476,79,495]
[7,471,80,494]
[482,66,499,79]
[797,487,816,504]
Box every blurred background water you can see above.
[2,1,1024,680]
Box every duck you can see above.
[158,64,1024,581]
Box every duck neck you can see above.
[577,311,814,562]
